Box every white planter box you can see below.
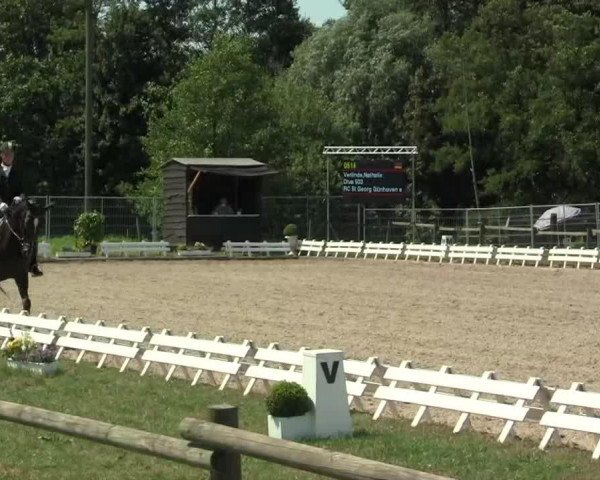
[285,235,299,255]
[267,413,314,441]
[55,251,92,258]
[177,250,214,257]
[6,359,59,376]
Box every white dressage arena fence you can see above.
[100,240,170,257]
[323,240,365,258]
[55,318,151,372]
[224,240,290,257]
[539,382,600,459]
[35,236,600,270]
[448,244,496,265]
[372,361,548,443]
[298,239,325,257]
[362,242,404,260]
[403,243,449,263]
[547,246,600,269]
[1,308,599,458]
[140,329,255,389]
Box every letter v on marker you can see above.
[320,360,339,384]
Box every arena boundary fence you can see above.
[2,308,600,459]
[299,239,600,269]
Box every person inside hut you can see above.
[212,197,234,215]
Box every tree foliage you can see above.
[0,0,599,212]
[430,0,600,204]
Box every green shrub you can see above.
[73,211,105,250]
[265,381,313,417]
[283,223,298,236]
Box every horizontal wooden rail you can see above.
[179,418,454,480]
[0,400,212,469]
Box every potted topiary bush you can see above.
[283,223,298,256]
[266,381,314,440]
[74,211,105,254]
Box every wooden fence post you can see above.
[550,213,558,246]
[478,220,486,245]
[208,404,241,480]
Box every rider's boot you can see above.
[30,264,43,276]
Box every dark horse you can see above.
[0,196,50,312]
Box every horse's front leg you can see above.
[16,271,30,313]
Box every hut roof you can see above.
[164,158,277,176]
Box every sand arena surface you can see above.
[4,258,600,447]
[10,258,599,388]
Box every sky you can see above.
[297,0,347,25]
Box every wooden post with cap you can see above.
[207,404,241,480]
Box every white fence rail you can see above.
[2,308,599,458]
[547,247,600,269]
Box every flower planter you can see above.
[6,358,59,376]
[267,412,314,441]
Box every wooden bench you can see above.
[495,245,546,267]
[362,242,404,260]
[448,244,496,265]
[223,240,290,257]
[298,239,325,257]
[548,247,600,269]
[323,240,364,259]
[100,240,170,257]
[538,382,600,459]
[0,309,64,349]
[373,361,548,442]
[243,344,381,406]
[403,243,449,263]
[140,329,255,390]
[55,319,151,371]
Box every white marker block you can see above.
[302,349,353,439]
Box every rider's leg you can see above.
[29,236,42,276]
[16,270,31,312]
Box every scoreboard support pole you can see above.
[411,153,416,242]
[322,146,419,242]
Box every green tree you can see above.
[0,0,86,195]
[190,0,313,72]
[96,0,196,195]
[131,35,273,209]
[264,75,355,195]
[0,0,197,197]
[429,0,600,205]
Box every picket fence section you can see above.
[38,239,600,269]
[299,240,600,269]
[1,308,600,459]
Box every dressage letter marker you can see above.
[302,350,353,439]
